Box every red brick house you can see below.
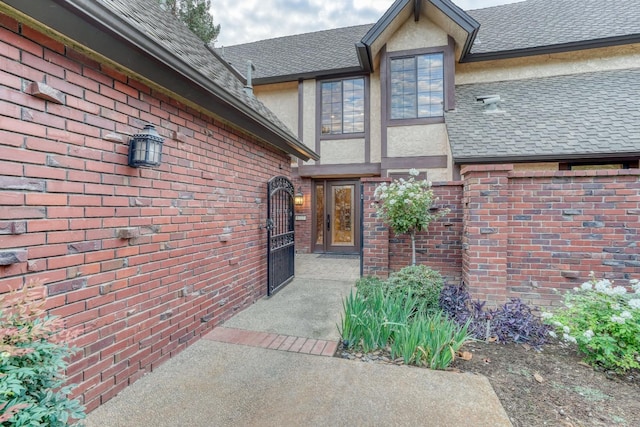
[0,0,317,411]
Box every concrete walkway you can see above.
[85,254,512,426]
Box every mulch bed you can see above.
[339,340,640,426]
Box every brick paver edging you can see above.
[203,326,339,357]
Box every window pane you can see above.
[320,77,365,135]
[391,53,444,119]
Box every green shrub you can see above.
[354,276,385,300]
[1,280,85,426]
[387,265,443,314]
[544,274,640,372]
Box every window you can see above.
[390,52,444,120]
[320,78,365,135]
[560,161,638,170]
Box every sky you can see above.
[211,0,522,46]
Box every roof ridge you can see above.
[220,23,374,48]
[464,0,527,12]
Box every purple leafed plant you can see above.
[439,283,551,349]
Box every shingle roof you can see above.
[221,0,640,79]
[5,0,317,160]
[102,0,298,141]
[219,24,373,82]
[444,68,640,163]
[467,0,640,55]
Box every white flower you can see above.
[541,312,553,319]
[389,199,396,205]
[610,315,626,324]
[563,333,577,344]
[628,299,640,310]
[409,168,419,176]
[583,330,594,340]
[631,279,640,293]
[610,286,628,296]
[548,331,557,338]
[552,321,563,327]
[595,279,612,293]
[563,326,571,334]
[620,310,632,319]
[580,282,593,291]
[612,303,621,310]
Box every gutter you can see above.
[251,66,366,86]
[453,151,640,164]
[1,0,319,161]
[460,34,640,63]
[430,0,480,61]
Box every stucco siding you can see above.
[387,124,449,157]
[386,18,449,52]
[512,162,560,171]
[302,79,316,165]
[320,138,365,164]
[457,43,640,85]
[254,81,298,136]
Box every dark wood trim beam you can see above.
[319,133,366,141]
[380,46,388,158]
[297,163,381,178]
[382,155,448,170]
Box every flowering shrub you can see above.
[0,280,85,425]
[374,169,447,265]
[545,273,640,372]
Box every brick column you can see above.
[361,178,391,278]
[461,165,513,304]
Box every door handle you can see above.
[327,214,331,231]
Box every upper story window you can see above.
[321,78,365,135]
[390,52,444,120]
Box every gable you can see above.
[358,0,478,70]
[386,17,449,53]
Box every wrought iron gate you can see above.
[266,176,295,296]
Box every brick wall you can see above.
[363,165,640,307]
[361,178,391,277]
[292,176,312,253]
[503,168,640,307]
[389,182,463,285]
[0,15,291,411]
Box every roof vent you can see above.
[244,60,256,96]
[476,95,501,111]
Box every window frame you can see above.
[384,43,454,127]
[316,75,368,141]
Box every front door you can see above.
[313,180,360,254]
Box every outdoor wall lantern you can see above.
[294,187,304,206]
[128,124,164,167]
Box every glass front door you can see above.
[313,180,360,253]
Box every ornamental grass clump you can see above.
[0,279,85,426]
[373,169,448,266]
[339,283,470,369]
[544,274,640,372]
